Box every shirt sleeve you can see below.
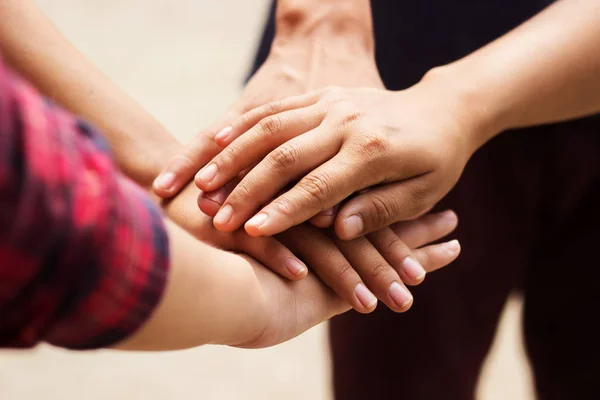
[0,56,170,350]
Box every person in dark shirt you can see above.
[157,0,600,398]
[0,2,460,351]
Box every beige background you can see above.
[0,1,535,399]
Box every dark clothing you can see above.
[252,1,600,398]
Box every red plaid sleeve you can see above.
[0,57,169,350]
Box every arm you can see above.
[0,0,461,313]
[432,0,600,148]
[0,57,346,350]
[153,0,379,197]
[192,0,600,239]
[0,58,458,349]
[0,0,176,189]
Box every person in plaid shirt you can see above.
[0,3,461,350]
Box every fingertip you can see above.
[213,205,238,232]
[446,239,461,259]
[334,214,364,240]
[309,215,335,228]
[285,258,309,280]
[153,172,177,198]
[197,192,220,217]
[214,126,233,146]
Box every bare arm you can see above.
[0,0,177,188]
[435,0,600,150]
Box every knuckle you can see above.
[360,132,388,154]
[271,197,295,218]
[385,235,408,255]
[259,115,283,138]
[231,181,252,202]
[370,262,392,280]
[298,173,332,205]
[369,194,395,227]
[333,262,354,280]
[408,181,433,206]
[269,144,300,170]
[266,100,282,115]
[260,238,284,259]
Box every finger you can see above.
[333,234,414,313]
[215,92,323,147]
[309,206,337,228]
[335,177,435,240]
[245,152,382,237]
[392,210,459,248]
[153,115,234,198]
[277,224,377,314]
[197,180,240,217]
[236,233,308,281]
[195,104,325,193]
[412,240,461,273]
[367,228,427,287]
[212,128,339,232]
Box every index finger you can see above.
[244,152,383,237]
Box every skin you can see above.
[184,0,600,240]
[0,0,451,312]
[0,0,462,348]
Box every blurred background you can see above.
[0,1,535,399]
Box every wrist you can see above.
[419,62,510,153]
[274,0,374,52]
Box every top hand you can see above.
[152,13,382,199]
[195,75,487,239]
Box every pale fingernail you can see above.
[389,282,413,310]
[318,207,336,216]
[214,204,233,226]
[197,163,217,184]
[285,258,307,276]
[442,210,458,223]
[154,172,175,190]
[402,257,426,281]
[445,240,460,254]
[342,215,364,238]
[355,283,378,310]
[247,213,268,229]
[202,189,227,205]
[215,126,233,143]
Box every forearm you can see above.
[115,220,265,351]
[275,0,373,43]
[431,0,600,150]
[0,0,179,188]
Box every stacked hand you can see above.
[153,26,463,315]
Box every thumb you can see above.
[153,116,235,199]
[335,180,432,240]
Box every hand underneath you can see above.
[199,184,461,314]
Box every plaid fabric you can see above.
[0,56,169,350]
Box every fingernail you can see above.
[247,213,268,229]
[402,257,426,281]
[355,283,378,310]
[285,258,307,276]
[342,215,364,238]
[442,210,457,223]
[445,240,460,254]
[214,204,233,226]
[154,172,175,190]
[202,189,227,205]
[318,207,336,216]
[389,282,413,310]
[197,163,217,184]
[215,126,233,143]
